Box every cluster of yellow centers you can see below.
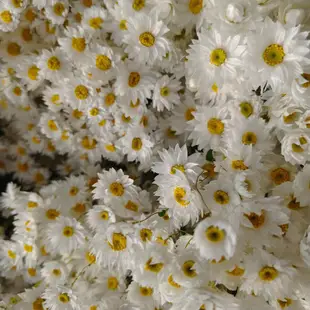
[139,32,155,47]
[205,226,226,243]
[108,232,127,251]
[263,44,285,66]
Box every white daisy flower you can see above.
[152,75,182,112]
[293,164,310,207]
[81,6,108,34]
[41,260,68,285]
[46,216,86,255]
[45,0,69,25]
[124,12,170,65]
[245,17,310,88]
[194,217,237,262]
[86,205,116,233]
[0,7,19,32]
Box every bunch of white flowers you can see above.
[1,0,310,309]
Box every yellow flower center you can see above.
[259,266,278,281]
[128,72,141,87]
[52,269,61,276]
[140,228,153,242]
[292,143,304,153]
[270,168,290,185]
[125,200,139,212]
[72,203,85,213]
[81,136,97,150]
[288,197,300,210]
[11,0,22,8]
[244,211,265,228]
[27,65,39,81]
[183,108,195,122]
[96,55,112,71]
[278,298,292,309]
[239,102,253,118]
[140,115,148,127]
[301,73,310,88]
[22,28,32,42]
[13,86,22,96]
[168,274,181,288]
[108,233,127,251]
[32,298,44,310]
[25,9,36,22]
[89,107,99,116]
[0,11,12,23]
[109,182,124,196]
[28,268,36,277]
[145,258,164,273]
[213,190,229,204]
[8,250,16,259]
[45,21,56,34]
[202,163,216,178]
[83,0,92,7]
[53,3,65,16]
[107,277,119,290]
[47,56,61,70]
[105,93,116,106]
[72,109,83,119]
[46,209,60,220]
[131,137,143,151]
[89,17,103,29]
[104,144,115,152]
[86,252,96,264]
[62,226,74,237]
[17,162,29,172]
[72,37,86,52]
[242,132,257,145]
[7,42,21,56]
[130,99,140,108]
[188,0,203,14]
[69,186,79,197]
[210,48,227,66]
[174,187,190,206]
[160,87,170,97]
[119,19,127,30]
[171,164,185,174]
[51,94,60,104]
[122,114,131,123]
[47,120,58,131]
[283,112,297,124]
[139,32,155,47]
[263,44,285,66]
[182,260,197,278]
[132,0,145,11]
[207,118,224,135]
[58,293,70,303]
[24,244,33,252]
[27,201,38,208]
[226,266,245,276]
[75,85,89,100]
[100,211,109,220]
[231,160,248,170]
[205,226,226,242]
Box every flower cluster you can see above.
[1,0,310,309]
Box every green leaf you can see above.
[158,210,167,217]
[206,149,215,162]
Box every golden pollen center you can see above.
[182,260,197,278]
[214,190,230,204]
[174,187,190,206]
[132,0,145,11]
[139,32,155,47]
[239,102,253,118]
[168,274,181,288]
[263,44,285,66]
[53,3,65,16]
[205,226,226,242]
[210,48,227,66]
[171,164,185,174]
[72,37,86,52]
[89,17,103,29]
[74,85,89,100]
[207,118,224,135]
[58,293,70,303]
[189,0,203,14]
[47,56,61,70]
[242,132,257,145]
[81,136,97,150]
[125,200,139,212]
[185,108,196,121]
[131,137,143,151]
[62,226,74,237]
[7,42,21,56]
[109,182,124,196]
[96,55,112,71]
[270,168,290,185]
[107,277,119,290]
[244,211,265,228]
[160,87,170,97]
[46,209,60,220]
[128,72,140,87]
[145,258,164,273]
[1,11,13,23]
[28,65,39,80]
[140,228,153,242]
[139,286,153,296]
[259,266,278,281]
[108,233,127,251]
